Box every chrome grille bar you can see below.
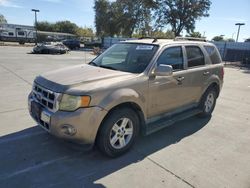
[32,83,59,112]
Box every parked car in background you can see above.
[62,39,80,50]
[28,37,224,157]
[33,42,69,54]
[83,40,102,48]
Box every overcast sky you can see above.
[0,0,249,41]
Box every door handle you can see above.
[176,76,185,82]
[203,71,210,75]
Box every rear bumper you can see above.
[28,93,107,145]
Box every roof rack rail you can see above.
[174,37,207,42]
[138,37,158,43]
[138,37,154,39]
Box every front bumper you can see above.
[28,93,107,145]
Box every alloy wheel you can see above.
[109,117,134,149]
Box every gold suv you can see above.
[28,38,224,157]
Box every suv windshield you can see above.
[90,43,158,73]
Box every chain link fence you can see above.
[212,41,250,67]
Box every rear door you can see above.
[182,45,211,103]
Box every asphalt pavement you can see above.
[0,46,249,188]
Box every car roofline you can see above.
[121,39,213,47]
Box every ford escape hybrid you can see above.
[28,37,224,157]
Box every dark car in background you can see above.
[62,39,81,50]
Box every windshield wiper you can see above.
[99,65,118,70]
[89,62,118,71]
[89,61,98,66]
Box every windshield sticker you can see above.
[136,45,154,50]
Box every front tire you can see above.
[96,108,139,157]
[198,88,217,118]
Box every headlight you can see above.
[59,94,91,111]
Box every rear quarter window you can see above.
[204,45,221,64]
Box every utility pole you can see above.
[235,23,245,42]
[31,9,40,45]
[203,31,206,38]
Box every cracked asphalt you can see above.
[0,46,250,188]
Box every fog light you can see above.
[61,124,76,136]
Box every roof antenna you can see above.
[152,38,158,43]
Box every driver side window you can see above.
[157,47,184,71]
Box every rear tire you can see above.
[96,108,139,157]
[198,87,217,118]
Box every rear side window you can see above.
[204,45,221,64]
[157,47,183,71]
[186,46,205,67]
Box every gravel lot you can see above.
[0,46,249,188]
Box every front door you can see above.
[148,46,195,118]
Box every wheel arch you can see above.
[95,101,146,145]
[202,73,222,99]
[209,82,220,98]
[200,81,220,102]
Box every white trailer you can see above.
[0,23,36,44]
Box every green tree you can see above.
[186,31,202,38]
[94,0,156,37]
[0,14,7,24]
[36,21,54,32]
[76,27,94,37]
[132,29,174,39]
[54,21,78,34]
[150,30,174,39]
[164,30,175,39]
[115,0,156,37]
[94,0,116,37]
[151,30,167,38]
[212,36,224,41]
[155,0,211,36]
[36,20,78,34]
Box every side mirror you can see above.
[154,64,173,76]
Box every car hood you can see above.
[35,64,136,93]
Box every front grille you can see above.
[40,119,50,130]
[32,83,58,112]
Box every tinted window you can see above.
[157,47,183,70]
[204,45,221,64]
[18,31,25,36]
[8,32,14,36]
[186,46,205,67]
